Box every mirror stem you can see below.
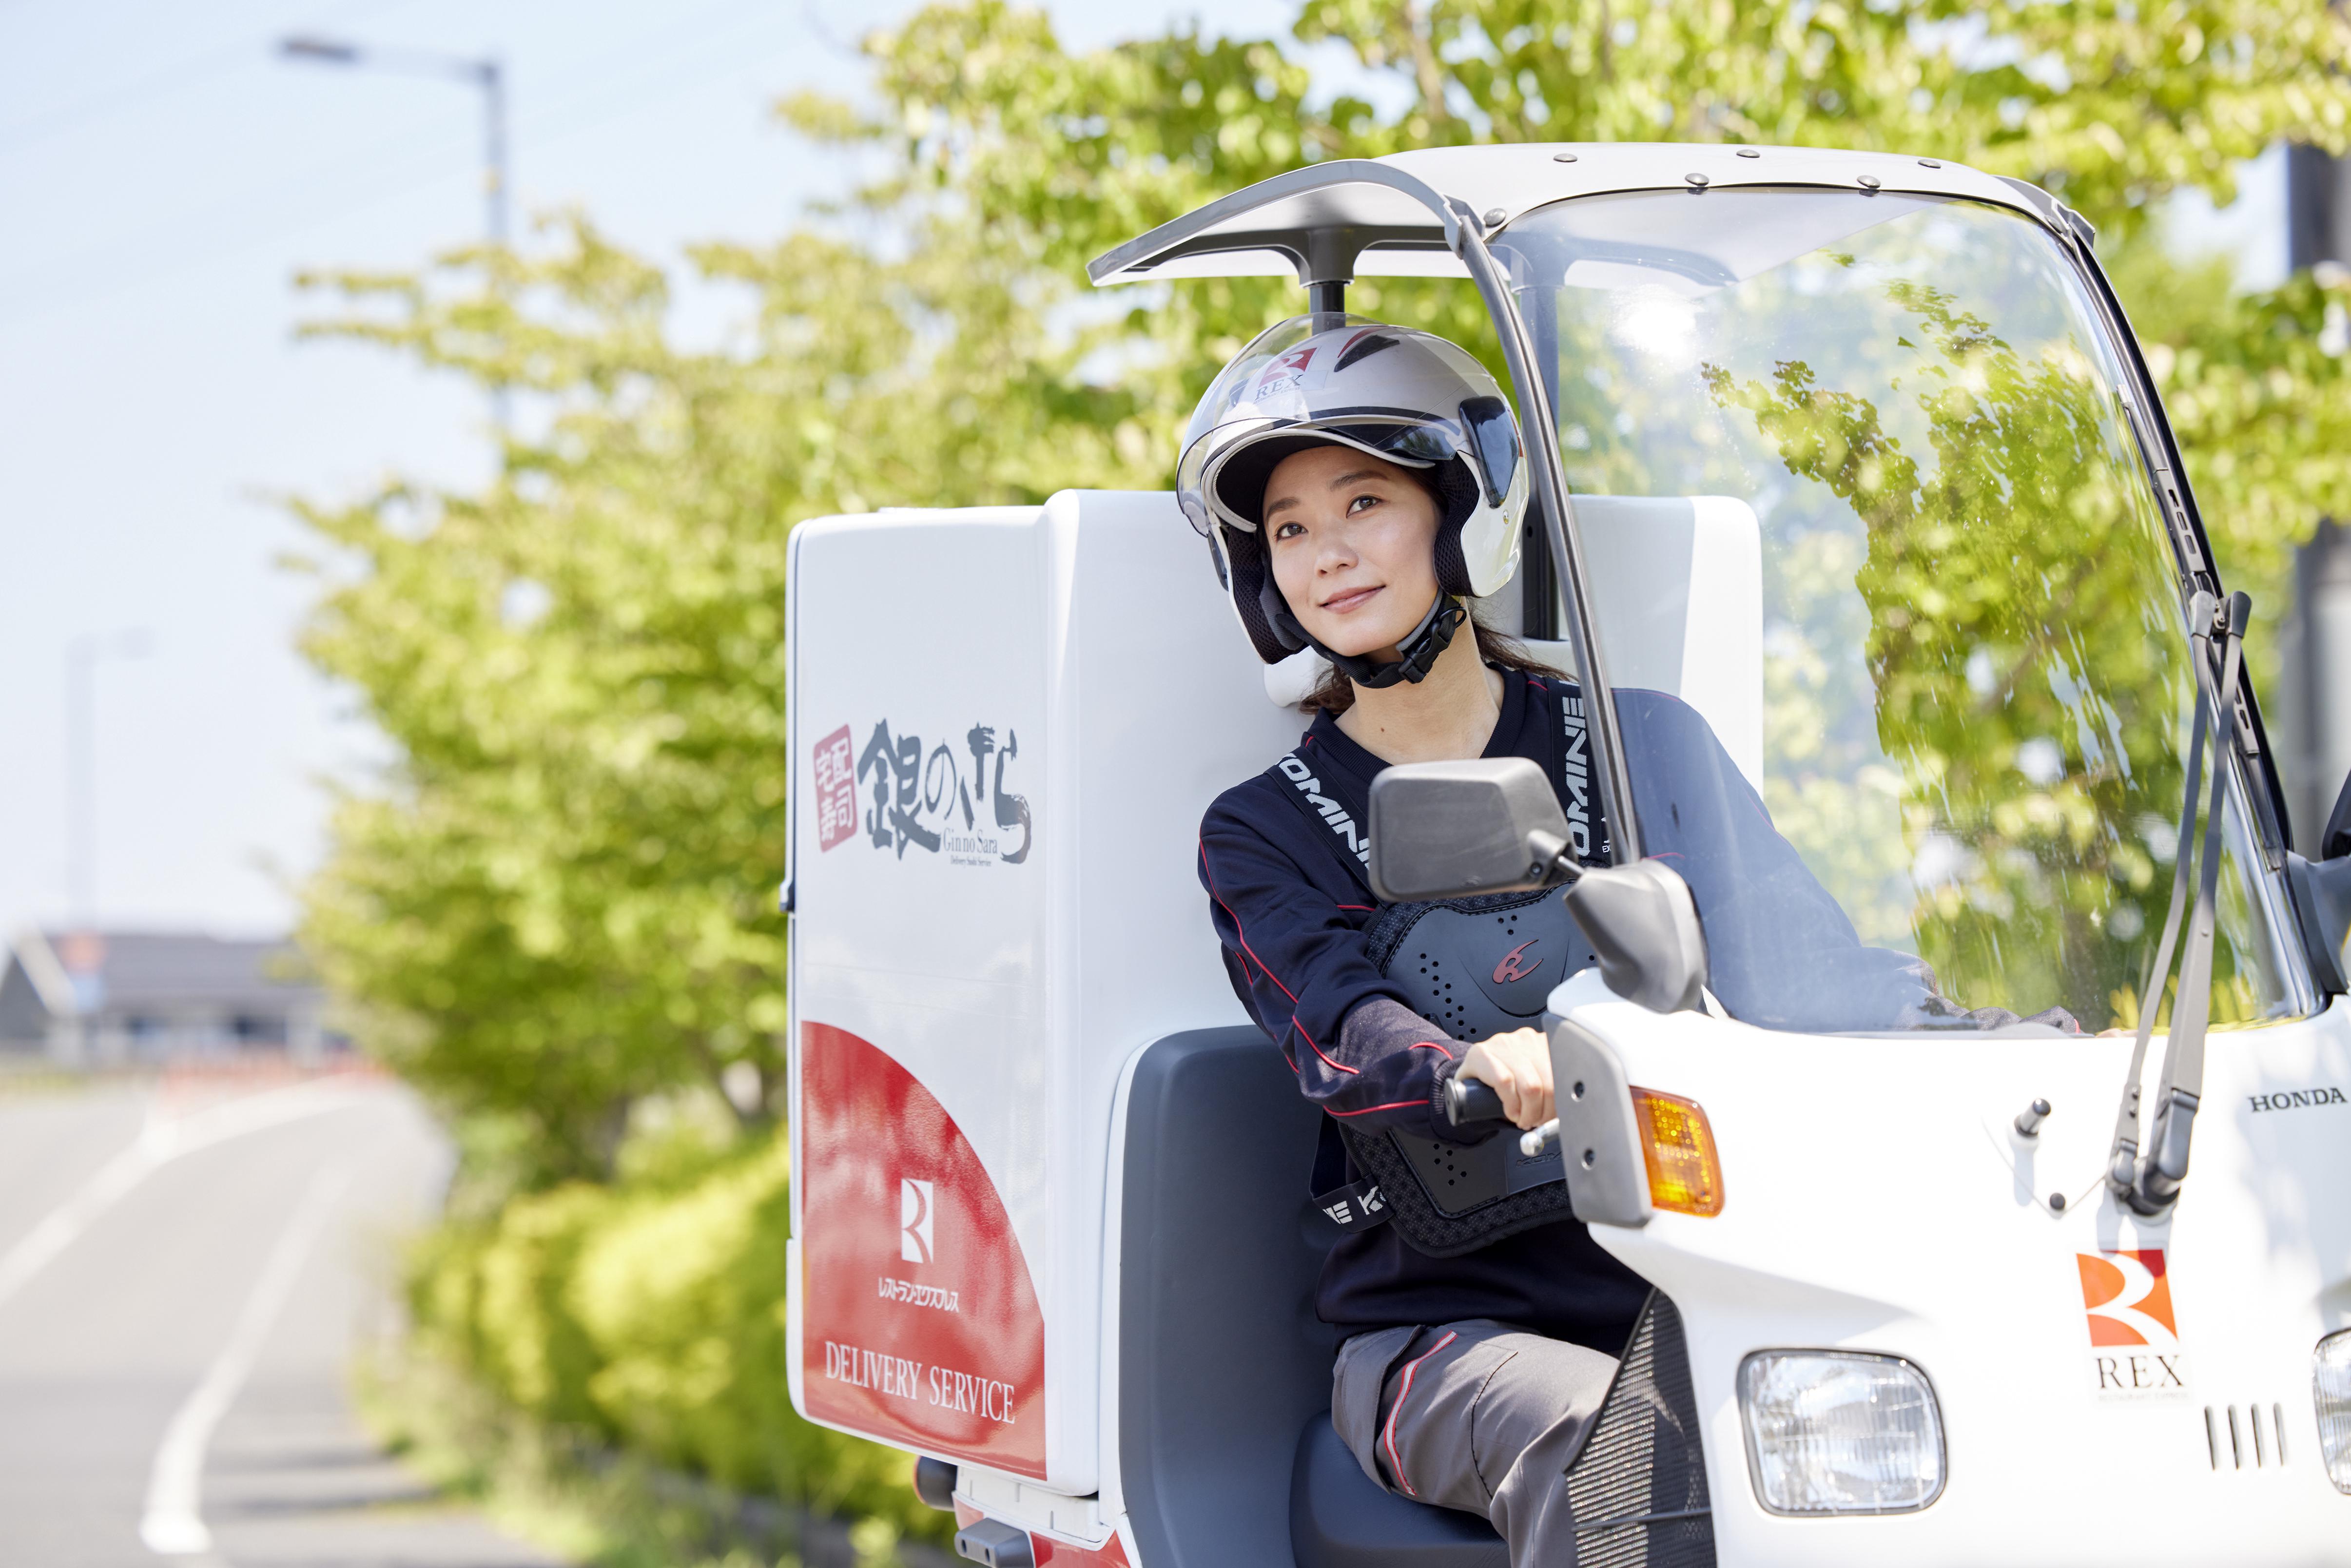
[1529,829,1581,886]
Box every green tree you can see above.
[293,0,2351,1530]
[1704,272,2225,1023]
[813,0,2351,586]
[294,214,1161,1181]
[300,0,2351,1168]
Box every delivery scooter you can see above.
[783,144,2351,1567]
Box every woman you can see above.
[1183,316,1943,1563]
[1185,317,1644,1564]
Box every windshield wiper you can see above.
[2105,589,2249,1217]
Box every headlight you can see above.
[2316,1330,2351,1493]
[1739,1352,1945,1515]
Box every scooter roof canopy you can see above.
[1086,144,2091,289]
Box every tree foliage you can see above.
[1704,272,2239,1023]
[298,0,2351,1177]
[408,1114,952,1542]
[294,216,1160,1180]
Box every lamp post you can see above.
[280,36,507,245]
[280,35,510,425]
[65,630,149,929]
[2283,149,2351,849]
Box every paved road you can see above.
[0,1077,563,1568]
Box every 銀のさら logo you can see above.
[900,1178,934,1265]
[826,718,1032,866]
[2078,1248,2189,1395]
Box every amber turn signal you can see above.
[1631,1086,1725,1217]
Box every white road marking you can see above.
[139,1162,356,1557]
[0,1077,372,1316]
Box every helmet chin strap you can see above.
[1314,592,1467,689]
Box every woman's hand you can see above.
[1458,1027,1554,1131]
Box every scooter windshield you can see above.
[1497,188,2307,1035]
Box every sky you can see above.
[0,1,2294,943]
[0,0,1293,942]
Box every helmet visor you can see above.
[1174,315,1523,534]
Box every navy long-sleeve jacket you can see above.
[1200,666,1928,1345]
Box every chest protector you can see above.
[1272,681,1607,1257]
[1331,886,1594,1255]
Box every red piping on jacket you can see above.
[1327,1098,1431,1118]
[1199,837,1299,1005]
[1292,1018,1361,1077]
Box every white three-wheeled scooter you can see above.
[781,145,2351,1567]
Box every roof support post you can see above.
[1445,199,1644,863]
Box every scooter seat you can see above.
[1290,1415,1507,1568]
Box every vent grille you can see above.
[1563,1292,1714,1568]
[2205,1403,2290,1471]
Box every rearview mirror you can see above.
[1367,757,1570,902]
[1567,860,1710,1014]
[1369,757,1710,1014]
[2287,767,2351,993]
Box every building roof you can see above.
[5,929,321,1019]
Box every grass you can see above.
[353,1333,935,1568]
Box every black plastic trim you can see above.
[914,1456,959,1511]
[2284,851,2351,995]
[1087,159,1461,286]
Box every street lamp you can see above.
[65,630,150,929]
[280,35,507,247]
[280,35,511,427]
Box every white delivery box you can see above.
[784,491,1299,1492]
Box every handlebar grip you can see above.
[1444,1075,1508,1128]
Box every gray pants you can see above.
[1333,1319,1617,1567]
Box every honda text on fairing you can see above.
[780,145,2351,1568]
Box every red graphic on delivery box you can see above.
[798,1022,1047,1475]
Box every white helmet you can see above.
[1175,315,1528,687]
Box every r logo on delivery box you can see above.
[2078,1248,2190,1396]
[798,1023,1046,1476]
[901,1179,934,1264]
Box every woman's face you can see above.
[1262,445,1442,660]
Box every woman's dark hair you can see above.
[1290,456,1561,713]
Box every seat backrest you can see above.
[1114,1027,1337,1568]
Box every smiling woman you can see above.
[1263,444,1445,662]
[1256,445,1564,735]
[1181,310,1890,1566]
